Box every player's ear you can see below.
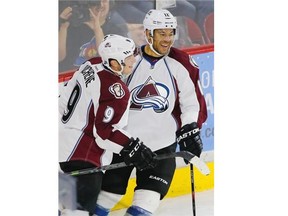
[145,29,150,38]
[145,30,153,43]
[110,59,120,69]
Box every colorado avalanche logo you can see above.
[109,83,125,99]
[130,76,169,113]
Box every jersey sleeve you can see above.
[175,63,200,126]
[186,58,208,128]
[92,71,132,154]
[95,105,131,154]
[169,47,207,128]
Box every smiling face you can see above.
[145,28,175,57]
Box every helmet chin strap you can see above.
[148,38,164,57]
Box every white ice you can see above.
[110,189,214,216]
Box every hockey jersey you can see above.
[125,46,207,152]
[59,58,131,167]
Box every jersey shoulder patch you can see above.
[109,83,125,99]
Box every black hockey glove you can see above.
[120,138,158,171]
[176,122,203,163]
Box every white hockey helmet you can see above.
[98,34,136,75]
[143,9,177,36]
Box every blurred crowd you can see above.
[59,0,214,73]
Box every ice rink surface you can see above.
[110,189,214,216]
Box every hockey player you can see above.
[94,9,208,216]
[58,34,157,215]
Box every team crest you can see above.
[109,83,125,99]
[130,76,169,113]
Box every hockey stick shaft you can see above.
[190,164,196,216]
[68,151,210,176]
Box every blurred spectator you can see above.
[173,0,214,46]
[114,0,197,23]
[189,0,214,34]
[166,0,197,21]
[58,0,128,73]
[113,0,198,47]
[58,0,214,73]
[162,0,199,47]
[113,0,153,23]
[112,0,154,46]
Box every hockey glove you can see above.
[120,138,158,171]
[176,122,203,163]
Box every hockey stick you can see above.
[190,164,196,216]
[68,151,210,176]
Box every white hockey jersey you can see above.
[125,47,205,151]
[59,58,132,167]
